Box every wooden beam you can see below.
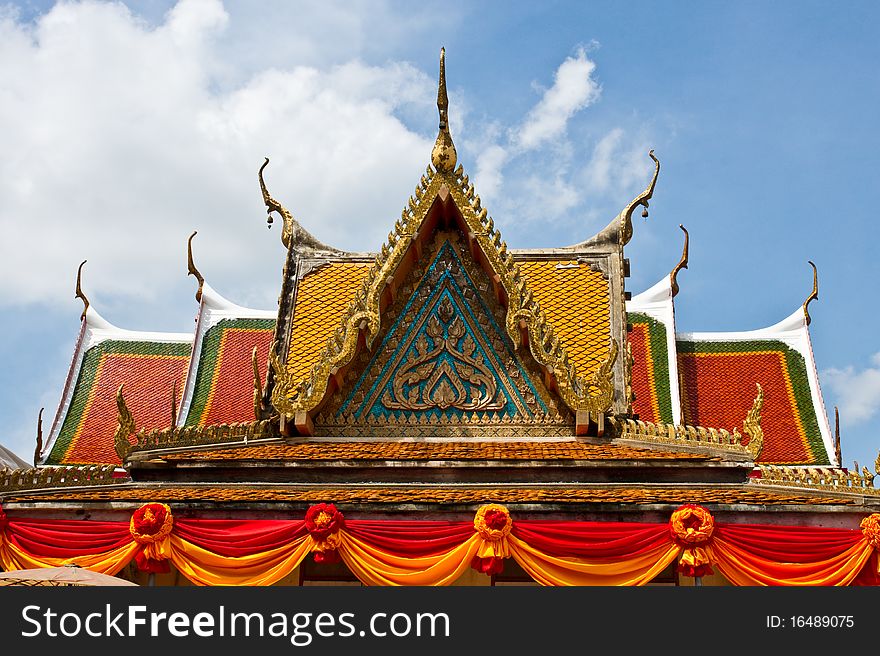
[294,411,314,437]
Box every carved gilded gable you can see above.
[315,233,572,437]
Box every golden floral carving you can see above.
[382,299,504,412]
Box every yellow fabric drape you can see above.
[168,535,313,586]
[710,538,875,586]
[338,532,482,586]
[0,538,140,576]
[508,534,681,586]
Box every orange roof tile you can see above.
[45,340,191,466]
[2,485,853,506]
[286,262,372,382]
[517,260,611,377]
[184,320,274,426]
[678,340,828,465]
[158,441,718,462]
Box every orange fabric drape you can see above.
[508,534,680,586]
[709,538,875,586]
[337,532,481,586]
[0,537,140,575]
[168,534,313,586]
[1,505,878,586]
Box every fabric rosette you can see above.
[129,503,174,573]
[861,513,880,574]
[669,504,715,578]
[471,504,512,575]
[306,503,345,564]
[0,506,7,547]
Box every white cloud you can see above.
[0,0,436,310]
[823,352,880,425]
[465,46,653,239]
[514,47,601,151]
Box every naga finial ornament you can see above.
[803,260,819,326]
[258,158,340,253]
[170,379,179,427]
[34,407,44,467]
[431,47,457,173]
[743,383,764,460]
[252,346,264,421]
[618,150,660,246]
[114,384,136,463]
[670,224,689,298]
[834,406,842,466]
[187,231,205,303]
[75,260,90,321]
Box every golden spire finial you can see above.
[34,407,44,467]
[803,260,819,326]
[75,260,90,321]
[187,231,205,303]
[431,47,457,172]
[670,224,689,298]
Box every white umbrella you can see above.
[0,563,138,586]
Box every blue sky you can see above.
[0,0,877,470]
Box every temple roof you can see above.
[41,303,192,466]
[40,257,274,466]
[177,282,275,428]
[677,305,835,466]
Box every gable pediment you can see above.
[315,234,571,437]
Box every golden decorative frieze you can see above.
[753,451,880,497]
[314,409,572,439]
[0,464,121,493]
[129,419,277,455]
[610,416,753,457]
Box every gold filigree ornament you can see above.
[382,299,504,412]
[270,49,618,425]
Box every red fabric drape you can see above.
[173,519,308,558]
[512,521,672,558]
[5,519,132,557]
[1,505,877,586]
[715,523,863,561]
[345,521,476,556]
